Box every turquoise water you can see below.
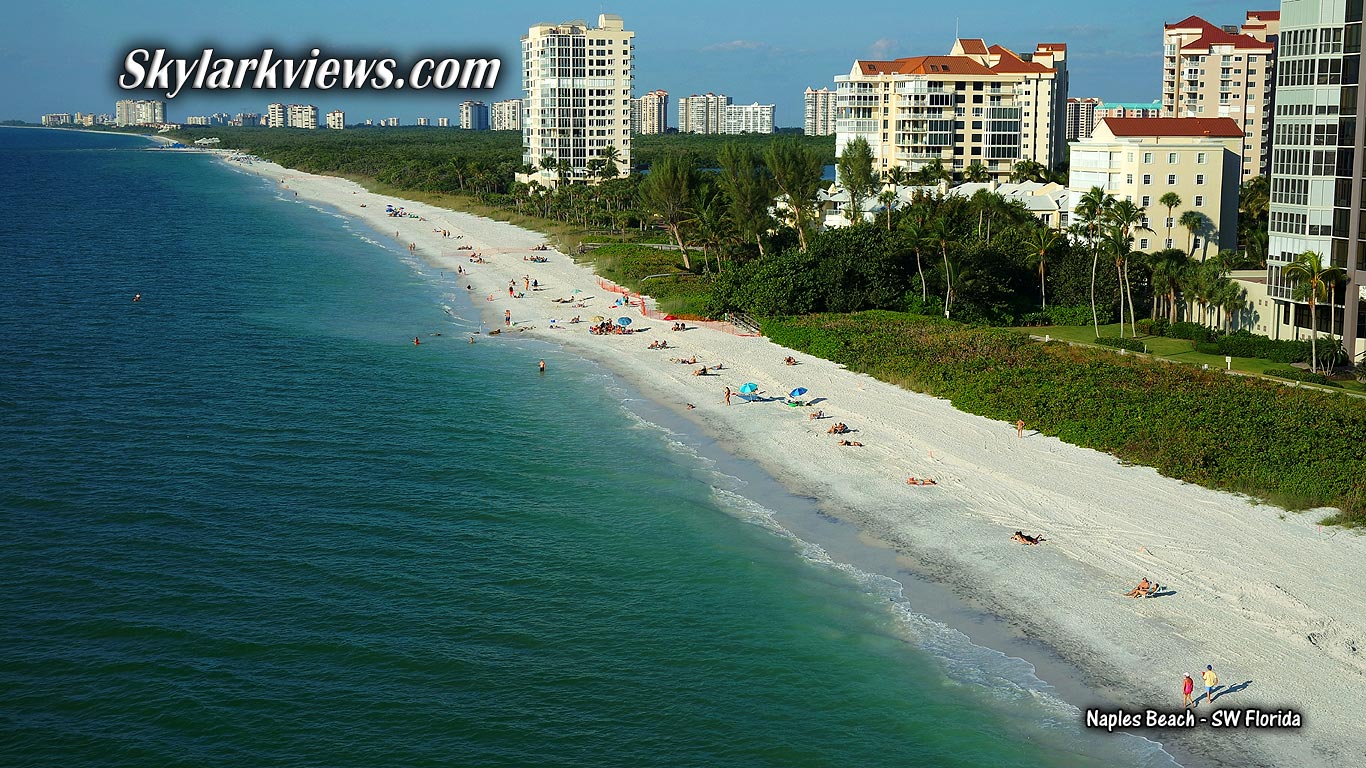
[0,128,1174,767]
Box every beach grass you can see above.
[574,244,714,319]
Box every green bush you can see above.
[1217,330,1310,363]
[1146,317,1170,337]
[1166,321,1216,343]
[761,311,1366,525]
[1095,336,1148,352]
[1018,305,1092,327]
[1263,366,1341,387]
[1194,342,1221,355]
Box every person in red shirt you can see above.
[1182,673,1194,708]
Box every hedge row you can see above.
[762,311,1366,526]
[1095,336,1148,353]
[1263,366,1341,387]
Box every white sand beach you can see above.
[227,154,1365,768]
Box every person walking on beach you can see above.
[724,386,732,406]
[1200,665,1219,706]
[1016,419,1025,439]
[1182,673,1194,708]
[504,310,511,327]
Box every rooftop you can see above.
[1099,117,1243,138]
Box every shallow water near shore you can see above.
[2,127,1177,767]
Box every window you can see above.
[1140,238,1150,249]
[1194,195,1204,206]
[1126,152,1134,162]
[1141,195,1151,206]
[1166,216,1174,228]
[1168,152,1178,163]
[1196,152,1206,164]
[1196,174,1205,185]
[1126,173,1134,184]
[1143,152,1153,163]
[1167,174,1177,185]
[1142,173,1152,184]
[1165,238,1173,248]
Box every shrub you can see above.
[1166,322,1216,343]
[1018,305,1092,327]
[1216,330,1310,363]
[1263,366,1341,387]
[1095,336,1147,352]
[1194,342,1221,355]
[1146,317,1170,337]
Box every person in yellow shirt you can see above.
[1200,664,1219,706]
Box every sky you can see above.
[3,0,1265,126]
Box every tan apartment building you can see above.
[834,39,1068,181]
[491,99,522,131]
[677,93,729,134]
[520,14,633,187]
[630,89,667,134]
[1069,117,1244,254]
[1162,11,1278,178]
[1067,97,1100,140]
[805,87,837,136]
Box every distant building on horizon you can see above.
[185,115,210,126]
[286,104,318,129]
[678,93,729,134]
[437,116,451,127]
[115,99,165,127]
[804,87,836,136]
[835,38,1069,181]
[722,102,775,134]
[417,117,430,126]
[1162,11,1278,177]
[630,89,668,134]
[266,102,286,128]
[520,14,634,186]
[42,113,72,127]
[326,110,345,130]
[1066,97,1100,140]
[491,99,522,131]
[460,100,489,130]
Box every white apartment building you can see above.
[326,110,345,130]
[678,93,729,134]
[42,113,72,126]
[266,103,286,128]
[722,102,776,134]
[115,99,165,126]
[630,89,667,134]
[834,39,1069,181]
[491,99,523,131]
[1069,117,1243,254]
[804,87,837,136]
[520,14,633,187]
[1265,0,1365,362]
[185,115,210,126]
[1162,11,1278,178]
[1066,97,1100,140]
[460,101,489,130]
[417,117,430,126]
[287,104,318,129]
[437,117,450,127]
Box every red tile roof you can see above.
[858,56,995,76]
[1036,43,1067,53]
[1181,27,1274,51]
[1165,15,1219,31]
[987,44,1054,73]
[956,38,989,55]
[1100,117,1243,138]
[1247,10,1279,21]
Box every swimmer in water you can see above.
[413,337,421,346]
[133,294,141,302]
[538,359,546,373]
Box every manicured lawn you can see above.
[1020,323,1365,394]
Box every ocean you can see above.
[0,127,1177,767]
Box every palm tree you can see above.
[964,162,990,183]
[1074,186,1115,337]
[930,214,957,318]
[1105,198,1150,337]
[766,138,825,251]
[1147,249,1188,323]
[901,213,931,304]
[1027,227,1061,309]
[1283,250,1347,372]
[884,166,911,200]
[877,189,898,230]
[1178,210,1204,259]
[599,145,621,180]
[1159,192,1181,250]
[1216,280,1247,332]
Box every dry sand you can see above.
[225,154,1365,768]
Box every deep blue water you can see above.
[0,128,1174,767]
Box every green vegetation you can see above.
[576,244,712,318]
[763,312,1366,526]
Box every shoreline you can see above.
[217,151,1364,768]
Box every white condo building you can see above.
[491,99,523,131]
[115,99,165,126]
[834,39,1068,180]
[1265,0,1365,363]
[722,102,776,134]
[266,103,286,128]
[677,93,729,134]
[805,87,837,136]
[437,117,451,127]
[286,104,318,129]
[326,110,345,130]
[520,14,633,186]
[630,89,668,134]
[460,101,489,130]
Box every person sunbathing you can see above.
[1011,531,1045,545]
[838,440,863,447]
[692,367,708,376]
[1125,578,1156,598]
[826,423,849,434]
[784,356,797,365]
[809,410,825,421]
[907,477,938,486]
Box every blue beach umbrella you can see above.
[739,383,759,394]
[617,316,632,326]
[789,387,808,399]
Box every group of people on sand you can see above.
[1125,577,1159,598]
[907,477,939,486]
[670,322,688,331]
[589,321,632,335]
[783,356,797,366]
[1011,530,1044,544]
[826,422,850,434]
[647,340,671,350]
[837,439,864,447]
